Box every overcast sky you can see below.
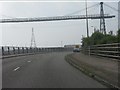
[0,1,119,47]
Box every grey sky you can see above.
[0,1,119,47]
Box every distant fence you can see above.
[82,43,120,59]
[1,46,73,56]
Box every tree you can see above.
[81,37,90,47]
[100,35,117,44]
[90,31,104,45]
[81,29,119,47]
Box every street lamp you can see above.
[91,26,97,33]
[86,0,89,38]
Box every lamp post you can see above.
[91,26,97,33]
[85,0,89,38]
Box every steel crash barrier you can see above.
[82,43,120,60]
[1,46,73,56]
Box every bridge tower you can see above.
[100,2,106,35]
[30,28,36,48]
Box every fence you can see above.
[82,43,120,59]
[1,46,73,56]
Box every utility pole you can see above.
[30,28,36,48]
[86,0,89,38]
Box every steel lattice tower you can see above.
[30,28,36,48]
[100,2,106,35]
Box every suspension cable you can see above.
[104,3,120,13]
[0,13,17,19]
[65,3,99,16]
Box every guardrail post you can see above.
[96,46,98,56]
[35,47,37,53]
[39,48,40,52]
[37,48,38,53]
[33,48,35,53]
[28,47,30,53]
[2,47,4,56]
[89,46,91,56]
[18,47,20,54]
[22,47,24,53]
[31,48,33,53]
[36,48,37,53]
[13,47,15,54]
[34,48,35,53]
[30,47,32,53]
[26,47,28,53]
[35,48,36,53]
[24,47,27,53]
[8,47,10,55]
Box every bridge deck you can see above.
[0,14,115,23]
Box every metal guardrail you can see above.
[1,46,73,56]
[82,43,120,59]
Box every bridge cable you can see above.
[0,14,17,19]
[0,3,99,19]
[104,3,120,13]
[65,3,99,16]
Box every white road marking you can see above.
[13,67,20,71]
[27,61,31,63]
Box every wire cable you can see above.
[0,14,17,19]
[104,3,120,13]
[65,3,99,16]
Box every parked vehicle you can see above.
[73,45,80,52]
[73,48,80,52]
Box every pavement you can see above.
[67,52,119,88]
[2,52,106,88]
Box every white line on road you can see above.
[27,61,31,63]
[13,67,20,71]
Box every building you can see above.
[64,44,81,48]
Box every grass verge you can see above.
[65,54,119,89]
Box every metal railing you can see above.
[1,46,73,56]
[82,43,120,59]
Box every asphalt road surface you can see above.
[3,52,106,88]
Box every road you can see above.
[3,52,106,88]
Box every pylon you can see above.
[30,28,36,48]
[100,2,106,35]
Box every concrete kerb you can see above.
[65,54,120,89]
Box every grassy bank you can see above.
[65,53,119,88]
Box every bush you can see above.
[100,35,118,44]
[90,31,104,45]
[82,30,119,47]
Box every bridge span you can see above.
[0,14,115,23]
